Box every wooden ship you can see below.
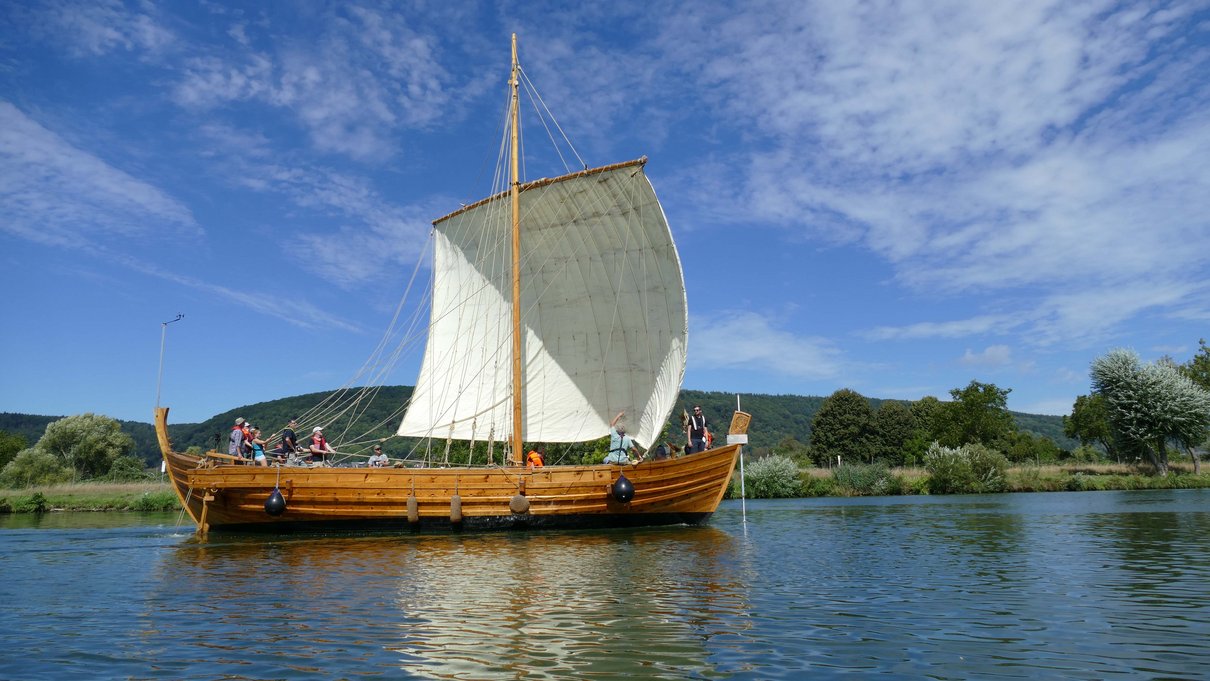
[155,35,747,534]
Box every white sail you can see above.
[398,159,686,448]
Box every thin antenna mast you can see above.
[155,314,185,408]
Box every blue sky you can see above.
[2,0,1209,425]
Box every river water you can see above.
[2,489,1209,679]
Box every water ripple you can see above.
[2,491,1209,679]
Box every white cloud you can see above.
[29,0,174,57]
[691,310,844,380]
[959,345,1013,367]
[660,0,1210,352]
[237,162,437,288]
[867,314,1018,341]
[0,101,199,246]
[171,5,463,161]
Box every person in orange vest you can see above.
[527,447,545,467]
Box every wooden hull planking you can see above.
[156,408,739,533]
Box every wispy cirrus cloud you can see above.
[172,5,469,161]
[0,101,198,246]
[0,102,358,333]
[25,0,175,57]
[242,166,436,288]
[661,0,1210,350]
[867,314,1019,342]
[690,310,845,380]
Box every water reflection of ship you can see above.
[154,527,752,677]
[391,527,753,678]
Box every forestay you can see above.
[398,159,686,448]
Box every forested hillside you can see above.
[2,387,1077,466]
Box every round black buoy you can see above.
[265,487,286,516]
[611,474,635,503]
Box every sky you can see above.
[2,0,1209,426]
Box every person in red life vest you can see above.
[241,421,254,460]
[526,447,545,467]
[308,426,335,465]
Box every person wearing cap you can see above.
[367,445,389,468]
[308,426,335,465]
[687,405,709,454]
[277,418,299,458]
[229,417,246,462]
[603,411,639,465]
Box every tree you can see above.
[810,389,875,466]
[0,430,27,469]
[937,381,1015,449]
[910,396,945,441]
[872,401,917,466]
[35,414,135,479]
[1064,394,1118,462]
[1177,339,1210,391]
[1004,431,1060,464]
[1090,349,1210,476]
[1177,339,1210,471]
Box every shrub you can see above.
[106,455,150,482]
[799,473,836,497]
[14,492,49,513]
[0,449,74,488]
[925,442,1009,494]
[742,455,803,498]
[832,462,897,496]
[130,490,179,512]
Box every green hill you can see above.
[2,387,1078,466]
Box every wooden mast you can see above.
[508,33,524,466]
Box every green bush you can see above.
[833,462,897,496]
[14,492,49,513]
[130,490,179,511]
[106,455,150,482]
[800,474,836,497]
[0,449,74,488]
[741,455,803,498]
[925,442,1009,494]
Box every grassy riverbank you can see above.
[789,462,1210,497]
[3,464,1210,513]
[0,482,179,513]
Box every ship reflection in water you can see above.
[152,524,752,679]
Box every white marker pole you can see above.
[155,314,184,408]
[737,394,746,522]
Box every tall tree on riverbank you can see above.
[937,381,1016,449]
[810,389,875,466]
[1090,349,1210,476]
[1065,394,1118,462]
[36,414,135,479]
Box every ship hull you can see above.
[156,408,738,534]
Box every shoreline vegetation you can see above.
[3,463,1210,514]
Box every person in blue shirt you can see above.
[603,411,641,465]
